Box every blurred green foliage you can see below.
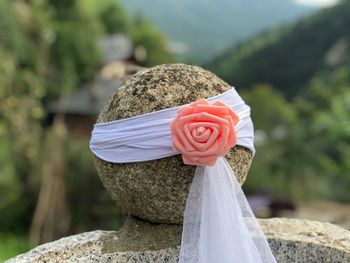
[1,0,350,258]
[131,15,174,66]
[0,233,29,261]
[207,0,350,202]
[64,134,125,232]
[242,68,350,202]
[0,0,172,244]
[209,0,350,98]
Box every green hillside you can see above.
[121,0,314,62]
[209,0,350,97]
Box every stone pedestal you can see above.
[7,218,350,263]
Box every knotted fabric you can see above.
[90,88,276,263]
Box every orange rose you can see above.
[170,99,239,166]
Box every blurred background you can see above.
[1,0,350,260]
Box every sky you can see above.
[294,0,340,7]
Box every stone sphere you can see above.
[95,64,253,224]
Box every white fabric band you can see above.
[89,87,276,263]
[90,88,255,163]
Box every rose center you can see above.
[192,126,211,142]
[196,126,206,136]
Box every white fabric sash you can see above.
[90,88,255,163]
[89,87,276,263]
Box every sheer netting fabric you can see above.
[179,158,276,263]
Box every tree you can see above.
[293,68,350,201]
[0,0,174,241]
[241,85,301,198]
[0,0,50,232]
[242,69,350,202]
[131,15,174,66]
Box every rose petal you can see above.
[216,124,230,156]
[177,104,195,116]
[194,99,210,106]
[185,139,220,157]
[188,121,220,131]
[192,104,228,116]
[172,134,185,153]
[225,115,238,148]
[198,112,229,125]
[170,98,238,166]
[213,101,239,125]
[183,123,207,150]
[178,112,229,127]
[188,123,220,143]
[178,100,210,116]
[172,120,196,152]
[198,126,219,151]
[183,123,220,152]
[191,127,211,142]
[182,154,218,167]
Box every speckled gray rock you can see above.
[94,64,253,224]
[7,218,350,263]
[260,218,350,263]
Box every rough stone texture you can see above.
[102,216,181,252]
[94,64,253,224]
[260,218,350,263]
[7,218,350,263]
[6,229,180,263]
